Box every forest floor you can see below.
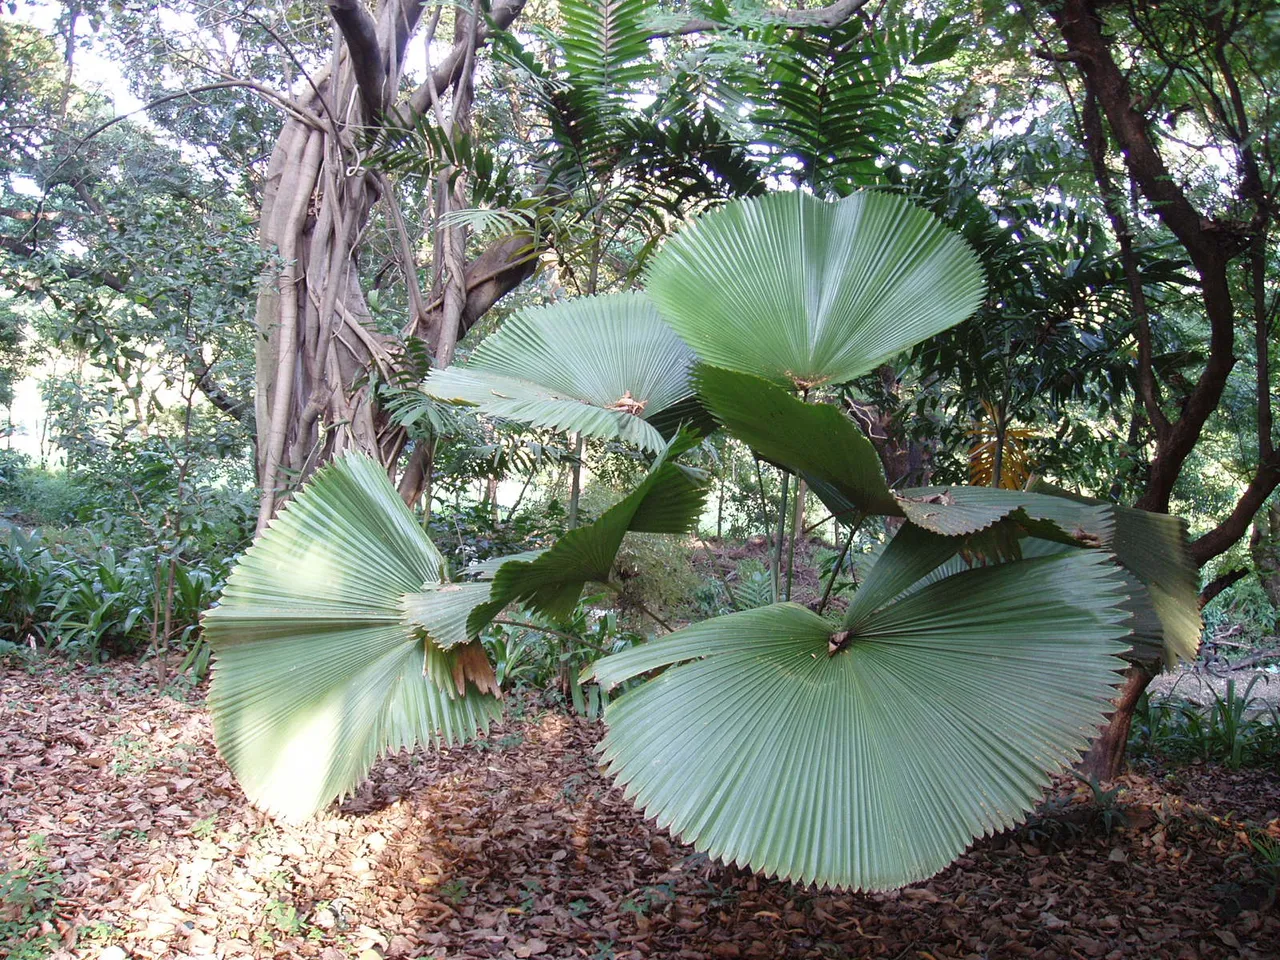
[2,660,1278,960]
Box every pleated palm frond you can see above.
[474,431,710,627]
[588,546,1132,891]
[1027,480,1202,666]
[461,550,548,580]
[854,532,1167,659]
[692,364,1115,553]
[401,582,498,650]
[1109,505,1201,664]
[839,521,963,625]
[203,454,501,821]
[423,293,696,452]
[645,190,985,389]
[895,485,1114,543]
[693,365,900,517]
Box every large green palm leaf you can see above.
[423,292,696,451]
[474,431,710,627]
[646,190,986,388]
[589,547,1131,890]
[1026,481,1202,665]
[694,364,900,517]
[203,454,501,821]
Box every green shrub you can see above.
[0,836,64,960]
[426,498,568,573]
[0,526,59,649]
[613,533,700,624]
[1130,679,1280,769]
[0,452,94,526]
[1202,575,1278,644]
[731,558,775,611]
[0,523,227,660]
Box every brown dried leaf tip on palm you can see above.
[607,390,647,416]
[452,641,502,698]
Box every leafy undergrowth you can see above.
[2,661,1278,960]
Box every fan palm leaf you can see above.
[474,431,710,627]
[894,485,1114,541]
[423,292,697,451]
[691,366,1118,554]
[694,364,900,517]
[645,190,986,389]
[856,533,1168,661]
[203,454,501,821]
[589,546,1132,890]
[1027,480,1201,665]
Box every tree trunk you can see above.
[254,97,389,529]
[1079,663,1154,780]
[253,0,534,530]
[1251,504,1280,625]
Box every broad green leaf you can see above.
[694,365,900,516]
[646,190,985,388]
[423,292,695,451]
[475,431,709,627]
[589,549,1131,891]
[401,581,497,649]
[896,485,1114,542]
[1027,481,1201,665]
[203,454,501,821]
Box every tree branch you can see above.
[328,0,389,123]
[1199,567,1249,608]
[1254,235,1274,463]
[407,0,528,116]
[1080,90,1170,442]
[193,367,255,431]
[669,0,871,35]
[42,81,324,193]
[1055,0,1238,513]
[1054,1,1224,263]
[0,233,127,292]
[1189,458,1280,567]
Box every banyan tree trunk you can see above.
[254,97,393,529]
[252,0,533,530]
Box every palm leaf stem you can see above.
[803,512,836,537]
[568,432,584,528]
[753,456,771,549]
[784,475,804,602]
[772,468,790,602]
[817,512,864,616]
